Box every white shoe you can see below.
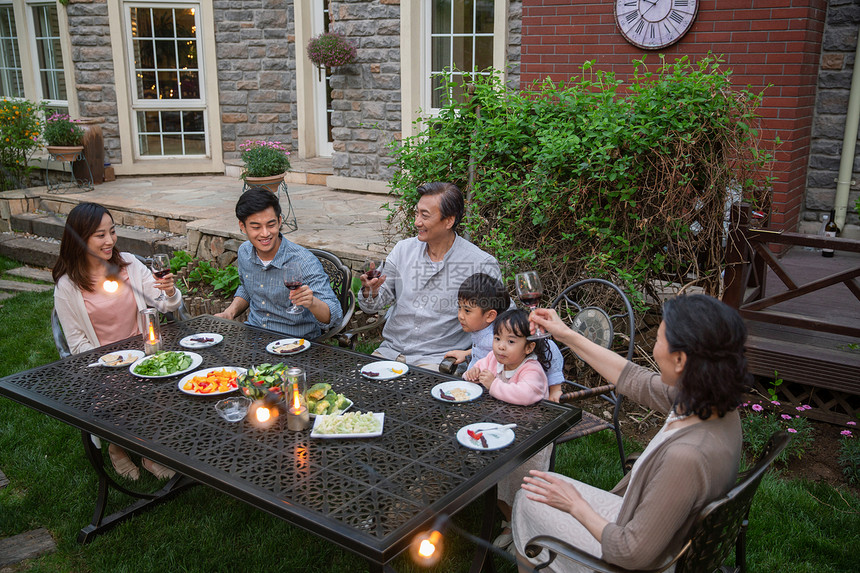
[492,520,513,549]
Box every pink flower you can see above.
[802,405,812,411]
[787,428,797,433]
[751,404,763,412]
[795,406,804,411]
[741,402,749,407]
[841,430,853,437]
[771,400,781,406]
[781,414,792,420]
[847,421,857,426]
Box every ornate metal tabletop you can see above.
[0,316,580,568]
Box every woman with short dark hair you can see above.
[512,294,748,572]
[53,202,182,480]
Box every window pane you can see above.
[139,110,161,132]
[431,74,446,109]
[452,36,472,72]
[182,110,204,131]
[431,37,450,74]
[431,0,451,34]
[134,40,155,69]
[475,0,493,33]
[131,8,153,38]
[0,7,23,97]
[161,111,181,131]
[152,9,174,37]
[33,5,66,101]
[179,71,199,99]
[157,71,179,99]
[155,40,176,68]
[475,36,493,71]
[452,0,474,34]
[177,39,197,69]
[174,9,195,37]
[183,132,205,155]
[138,71,157,99]
[140,133,162,155]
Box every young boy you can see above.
[444,273,565,402]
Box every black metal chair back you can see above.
[308,248,355,342]
[550,278,636,473]
[526,431,791,573]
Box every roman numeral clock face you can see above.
[615,0,699,50]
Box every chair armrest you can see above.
[439,356,457,375]
[559,383,616,403]
[525,535,675,573]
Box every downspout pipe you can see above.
[834,26,860,229]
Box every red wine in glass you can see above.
[283,262,304,314]
[366,269,381,280]
[515,271,551,340]
[363,258,383,280]
[153,269,170,279]
[150,254,170,301]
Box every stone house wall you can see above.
[805,0,860,228]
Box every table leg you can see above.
[469,485,498,573]
[76,431,196,544]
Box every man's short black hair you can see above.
[458,273,509,313]
[236,187,283,223]
[417,182,464,230]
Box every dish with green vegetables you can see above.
[130,351,202,378]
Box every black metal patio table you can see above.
[0,315,580,571]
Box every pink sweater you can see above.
[472,353,548,405]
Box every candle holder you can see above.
[139,308,162,355]
[283,367,310,431]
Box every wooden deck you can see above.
[723,206,860,424]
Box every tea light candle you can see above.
[286,383,310,431]
[139,308,162,355]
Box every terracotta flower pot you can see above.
[244,172,286,193]
[47,145,84,162]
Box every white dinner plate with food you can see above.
[130,351,203,379]
[456,423,516,451]
[310,412,385,439]
[360,361,408,380]
[93,350,145,368]
[179,333,223,349]
[177,366,246,396]
[266,338,311,355]
[431,381,483,403]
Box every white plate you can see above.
[310,413,385,439]
[360,361,408,380]
[96,350,145,368]
[266,338,311,355]
[177,366,246,396]
[431,381,483,403]
[309,397,353,419]
[457,423,516,451]
[130,351,203,379]
[179,333,223,349]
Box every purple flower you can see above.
[847,421,857,426]
[751,404,763,412]
[787,428,797,433]
[771,400,781,406]
[780,414,792,420]
[841,430,853,437]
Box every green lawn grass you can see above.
[0,258,858,572]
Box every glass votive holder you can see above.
[283,367,310,431]
[139,308,162,355]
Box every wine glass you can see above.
[283,262,304,315]
[363,257,384,280]
[515,270,550,340]
[150,254,171,302]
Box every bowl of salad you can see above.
[237,363,288,401]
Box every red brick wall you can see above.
[520,0,828,232]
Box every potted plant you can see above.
[307,32,357,79]
[240,140,291,192]
[43,112,85,161]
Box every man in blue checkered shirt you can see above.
[215,188,342,338]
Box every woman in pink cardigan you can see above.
[513,294,748,572]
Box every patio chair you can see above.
[525,431,791,573]
[548,278,636,474]
[307,248,355,343]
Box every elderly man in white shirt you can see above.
[358,182,502,370]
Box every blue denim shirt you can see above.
[234,236,342,339]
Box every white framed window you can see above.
[125,2,206,157]
[29,2,66,104]
[426,0,495,110]
[0,3,23,97]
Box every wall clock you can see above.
[614,0,699,50]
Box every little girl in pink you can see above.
[464,309,550,405]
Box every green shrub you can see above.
[388,55,774,303]
[170,251,240,297]
[0,98,42,191]
[42,111,84,146]
[838,424,859,484]
[741,400,814,464]
[239,140,291,179]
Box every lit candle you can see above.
[285,367,309,431]
[139,308,162,355]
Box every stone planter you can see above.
[46,145,84,162]
[243,172,287,193]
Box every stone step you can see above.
[6,266,53,282]
[0,279,52,293]
[0,291,15,302]
[0,235,60,269]
[0,528,57,568]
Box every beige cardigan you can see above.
[54,252,183,355]
[600,362,742,570]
